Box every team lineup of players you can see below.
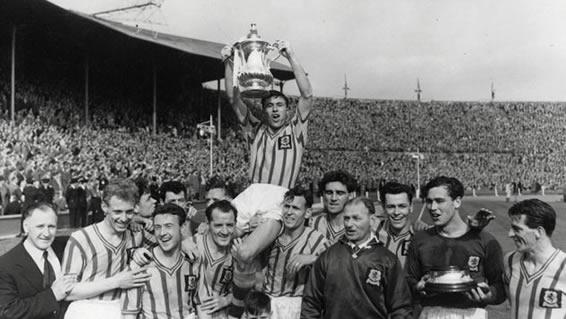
[5,173,564,319]
[1,42,565,319]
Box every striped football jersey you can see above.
[193,234,233,319]
[245,114,308,189]
[263,227,327,297]
[62,223,140,301]
[121,248,197,318]
[376,220,414,267]
[505,249,566,319]
[309,213,344,245]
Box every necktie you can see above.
[43,251,55,288]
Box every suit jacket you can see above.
[0,184,9,215]
[0,243,61,319]
[37,185,55,204]
[64,186,87,210]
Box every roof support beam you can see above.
[10,25,16,123]
[84,54,89,125]
[217,79,221,141]
[152,63,157,136]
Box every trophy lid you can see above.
[248,24,260,40]
[239,23,269,45]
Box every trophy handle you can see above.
[232,46,241,89]
[267,43,281,63]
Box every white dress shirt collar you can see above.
[23,239,62,278]
[348,233,377,250]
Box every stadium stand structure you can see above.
[0,0,564,212]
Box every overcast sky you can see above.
[51,0,566,101]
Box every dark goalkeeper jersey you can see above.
[405,227,506,309]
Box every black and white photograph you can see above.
[1,0,566,318]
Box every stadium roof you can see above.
[0,0,295,84]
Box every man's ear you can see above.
[535,226,546,240]
[305,208,312,220]
[180,221,188,235]
[370,214,380,233]
[22,219,29,236]
[101,201,109,215]
[453,197,462,209]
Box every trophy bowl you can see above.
[239,72,274,98]
[424,266,476,293]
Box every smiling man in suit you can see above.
[0,202,74,319]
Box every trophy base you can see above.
[238,72,273,98]
[241,88,270,98]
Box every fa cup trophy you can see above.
[231,24,281,98]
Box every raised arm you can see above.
[222,46,257,126]
[277,41,313,121]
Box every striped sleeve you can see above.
[242,112,261,146]
[312,233,329,256]
[121,286,143,316]
[503,251,515,286]
[308,215,323,233]
[62,233,87,279]
[141,229,158,249]
[291,113,308,146]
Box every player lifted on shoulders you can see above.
[222,40,312,318]
[222,40,313,189]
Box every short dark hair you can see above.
[205,176,233,198]
[160,181,186,201]
[423,176,464,200]
[344,197,375,215]
[380,181,414,206]
[22,201,57,220]
[508,199,556,237]
[153,203,187,225]
[243,290,271,315]
[135,177,159,201]
[261,90,289,109]
[318,170,358,196]
[103,179,139,205]
[205,200,237,223]
[135,177,150,196]
[284,185,313,209]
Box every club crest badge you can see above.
[468,256,480,272]
[184,275,197,292]
[220,266,233,285]
[401,240,411,256]
[278,135,292,150]
[366,268,382,286]
[540,288,562,308]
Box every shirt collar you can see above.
[23,239,59,275]
[347,233,378,250]
[23,239,50,261]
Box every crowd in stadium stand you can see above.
[1,73,566,213]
